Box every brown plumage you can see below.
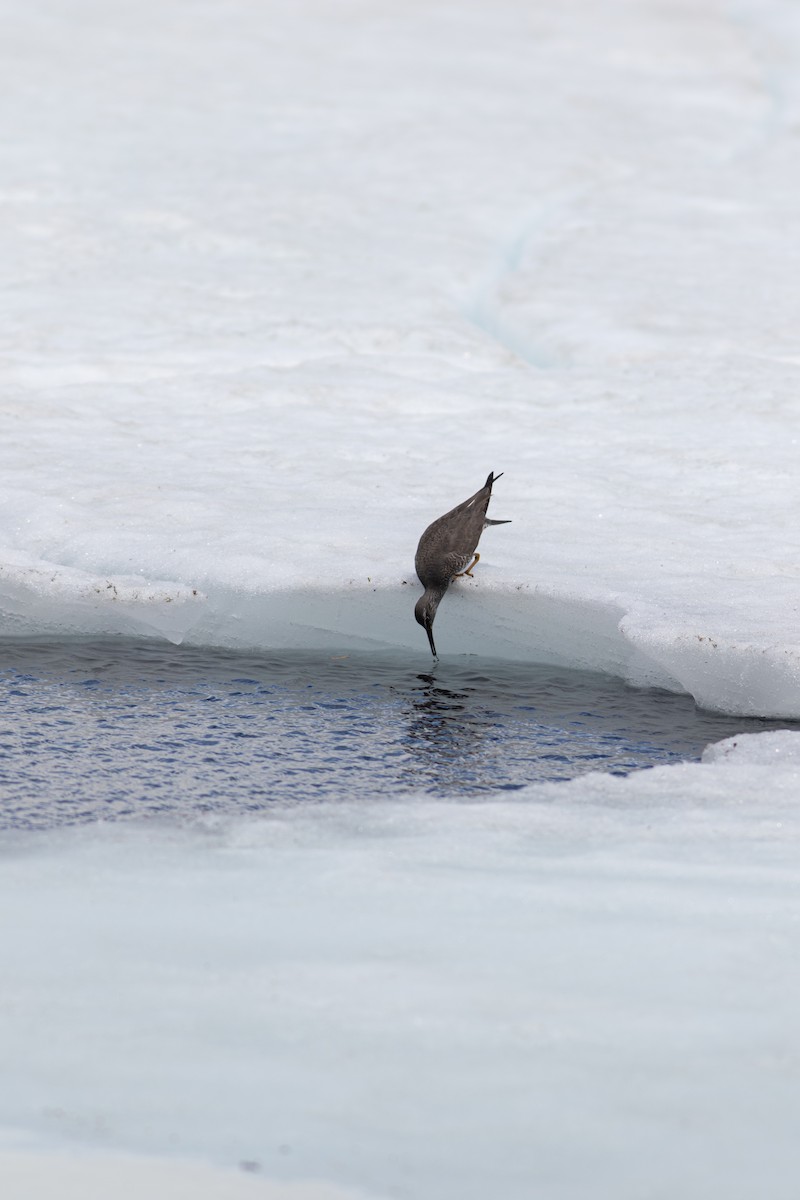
[414,471,511,658]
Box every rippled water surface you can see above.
[0,639,792,828]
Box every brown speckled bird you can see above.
[414,471,511,658]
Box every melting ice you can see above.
[1,0,800,1196]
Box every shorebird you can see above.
[414,471,511,658]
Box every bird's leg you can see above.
[454,552,480,578]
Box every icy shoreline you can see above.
[2,0,800,717]
[0,1144,378,1200]
[2,732,800,1200]
[3,554,800,718]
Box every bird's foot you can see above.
[455,552,480,578]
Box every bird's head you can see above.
[414,589,443,658]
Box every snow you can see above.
[3,0,800,1194]
[0,1146,374,1200]
[1,732,800,1200]
[1,0,800,713]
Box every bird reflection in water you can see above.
[402,671,505,793]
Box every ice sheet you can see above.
[1,0,800,713]
[0,1144,378,1200]
[1,732,799,1199]
[4,6,800,1192]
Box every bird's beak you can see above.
[425,618,438,659]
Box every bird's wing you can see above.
[442,550,473,576]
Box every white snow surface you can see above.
[0,1146,375,1200]
[3,2,800,1194]
[1,731,800,1200]
[2,0,800,714]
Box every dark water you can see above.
[0,639,792,829]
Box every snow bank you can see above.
[3,0,800,715]
[0,1144,378,1200]
[1,731,799,1200]
[0,550,204,643]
